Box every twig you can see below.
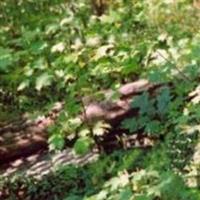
[157,50,191,82]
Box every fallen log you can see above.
[82,79,160,125]
[0,80,159,164]
[0,132,47,164]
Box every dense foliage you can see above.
[1,0,200,199]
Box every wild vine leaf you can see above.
[131,92,155,115]
[131,92,148,109]
[145,120,162,135]
[137,116,150,129]
[148,69,167,83]
[156,87,171,116]
[121,118,138,132]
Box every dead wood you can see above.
[0,80,160,164]
[0,131,47,164]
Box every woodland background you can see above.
[1,0,200,199]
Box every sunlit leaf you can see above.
[93,121,110,136]
[51,42,65,53]
[35,73,53,91]
[17,80,30,91]
[48,133,65,150]
[93,44,114,60]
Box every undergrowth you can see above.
[1,0,200,199]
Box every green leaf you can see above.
[48,134,65,150]
[145,120,162,135]
[119,187,132,200]
[131,92,155,115]
[30,41,48,54]
[157,87,171,116]
[131,92,148,109]
[135,195,152,200]
[35,72,53,91]
[121,118,138,132]
[0,48,13,72]
[74,137,93,155]
[64,195,82,200]
[137,116,150,129]
[148,69,168,83]
[32,58,47,70]
[122,57,140,75]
